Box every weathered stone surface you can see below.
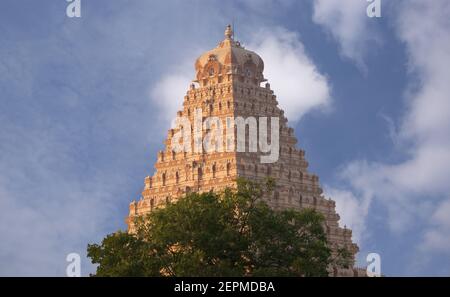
[126,25,362,276]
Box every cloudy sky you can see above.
[1,0,449,276]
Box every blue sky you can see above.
[1,0,449,276]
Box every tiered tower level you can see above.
[127,26,364,276]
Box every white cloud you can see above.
[421,199,450,252]
[324,187,370,243]
[150,69,192,126]
[323,0,450,261]
[312,0,380,68]
[0,122,124,276]
[250,28,331,123]
[151,27,332,125]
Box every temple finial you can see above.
[225,24,233,40]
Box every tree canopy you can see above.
[87,178,351,276]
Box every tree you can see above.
[87,178,351,276]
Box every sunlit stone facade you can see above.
[126,25,365,276]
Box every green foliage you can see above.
[87,178,351,277]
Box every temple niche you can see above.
[126,25,366,277]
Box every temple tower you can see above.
[126,25,364,276]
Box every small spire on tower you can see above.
[225,24,233,40]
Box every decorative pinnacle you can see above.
[225,24,233,40]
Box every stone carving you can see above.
[126,25,364,277]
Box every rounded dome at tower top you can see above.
[194,25,266,86]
